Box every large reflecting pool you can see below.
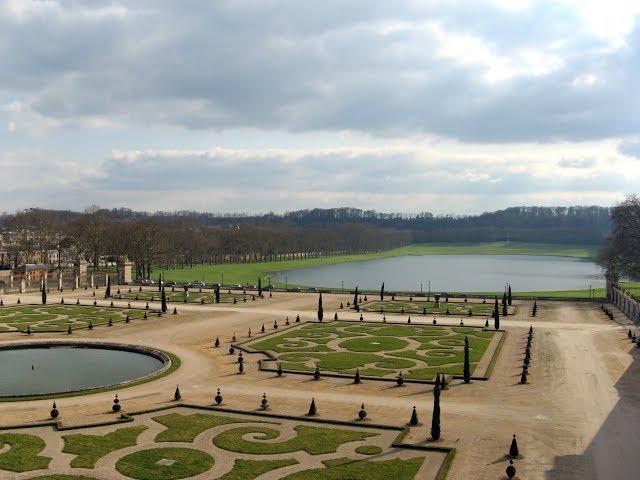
[278,254,603,292]
[0,343,167,397]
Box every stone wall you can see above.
[609,285,640,325]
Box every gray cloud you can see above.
[1,1,639,142]
[618,138,640,159]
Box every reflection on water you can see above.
[279,255,603,292]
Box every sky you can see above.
[1,0,639,215]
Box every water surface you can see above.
[0,346,165,396]
[278,254,603,292]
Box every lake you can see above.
[277,255,603,292]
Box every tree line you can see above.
[0,204,612,279]
[0,208,410,278]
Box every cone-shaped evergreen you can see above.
[67,325,72,334]
[396,371,404,386]
[494,305,500,330]
[173,307,178,315]
[215,286,220,303]
[173,385,181,400]
[532,301,537,317]
[238,361,244,374]
[258,277,262,297]
[353,286,359,309]
[507,285,512,306]
[50,401,59,418]
[354,368,361,384]
[409,406,419,426]
[484,318,489,328]
[26,324,31,335]
[463,336,471,383]
[214,388,223,405]
[520,368,527,384]
[431,375,441,440]
[334,312,338,320]
[276,362,283,376]
[380,282,385,301]
[296,314,300,322]
[317,293,323,322]
[106,276,111,298]
[41,282,47,305]
[313,365,321,380]
[161,287,167,313]
[307,397,317,416]
[509,434,519,457]
[260,393,268,409]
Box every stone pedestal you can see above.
[74,275,79,289]
[20,277,26,293]
[90,274,95,289]
[118,260,133,284]
[58,272,63,291]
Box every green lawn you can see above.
[155,242,599,287]
[153,413,249,443]
[0,433,51,472]
[63,426,147,469]
[0,305,154,333]
[213,425,377,455]
[282,457,425,480]
[246,321,495,380]
[116,447,214,480]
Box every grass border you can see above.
[236,319,504,383]
[0,347,181,403]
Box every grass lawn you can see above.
[0,305,153,333]
[62,426,147,469]
[155,242,599,287]
[218,459,299,480]
[0,433,51,472]
[282,457,425,480]
[213,425,377,455]
[246,321,495,380]
[153,413,248,442]
[116,447,214,480]
[28,476,99,480]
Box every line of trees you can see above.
[0,204,612,278]
[0,208,410,278]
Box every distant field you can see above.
[156,242,600,288]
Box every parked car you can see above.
[192,280,206,288]
[140,279,155,285]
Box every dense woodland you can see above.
[0,205,612,279]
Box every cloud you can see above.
[618,137,640,159]
[0,1,638,142]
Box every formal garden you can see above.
[117,289,255,305]
[243,321,500,381]
[361,298,496,316]
[0,407,445,479]
[0,305,155,333]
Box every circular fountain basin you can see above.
[0,342,170,398]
